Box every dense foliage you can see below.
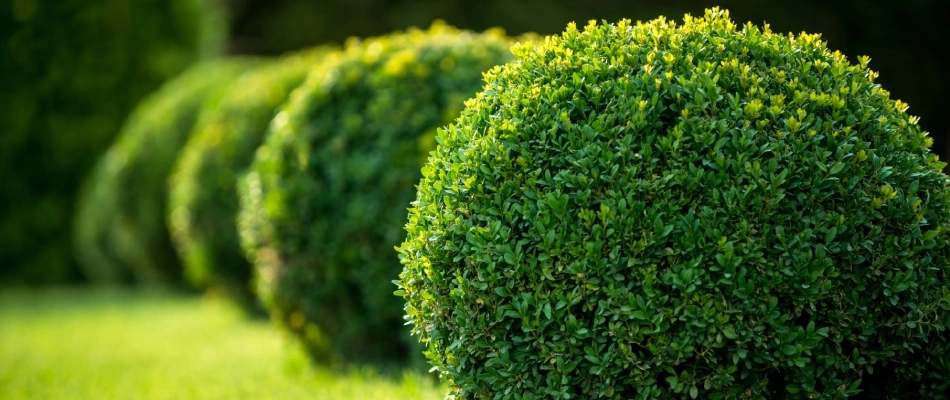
[168,48,330,307]
[238,23,518,365]
[397,9,950,399]
[75,60,257,284]
[0,0,225,284]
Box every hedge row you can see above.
[71,10,950,398]
[74,23,522,369]
[75,59,258,284]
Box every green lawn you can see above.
[0,287,446,399]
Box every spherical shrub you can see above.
[168,48,331,307]
[0,0,225,284]
[238,23,519,365]
[75,59,257,284]
[397,9,950,399]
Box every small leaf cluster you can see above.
[237,22,519,365]
[168,48,331,308]
[398,8,950,399]
[75,59,258,284]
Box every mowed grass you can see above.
[0,287,446,399]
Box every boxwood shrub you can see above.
[168,48,330,307]
[0,0,225,284]
[75,59,257,284]
[237,23,519,365]
[397,9,950,399]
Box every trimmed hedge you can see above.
[238,23,519,365]
[168,48,331,307]
[0,0,225,284]
[397,9,950,398]
[75,59,258,284]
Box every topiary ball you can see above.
[397,8,950,399]
[237,23,520,365]
[75,59,257,284]
[168,47,331,309]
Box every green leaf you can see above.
[829,162,845,175]
[923,229,939,241]
[722,325,737,339]
[661,224,674,237]
[824,227,837,243]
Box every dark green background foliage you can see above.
[168,48,330,307]
[238,23,517,365]
[0,0,224,284]
[75,60,256,284]
[398,9,950,399]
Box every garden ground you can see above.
[0,287,445,399]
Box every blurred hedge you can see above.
[0,0,226,284]
[168,48,329,306]
[238,23,519,365]
[75,60,256,284]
